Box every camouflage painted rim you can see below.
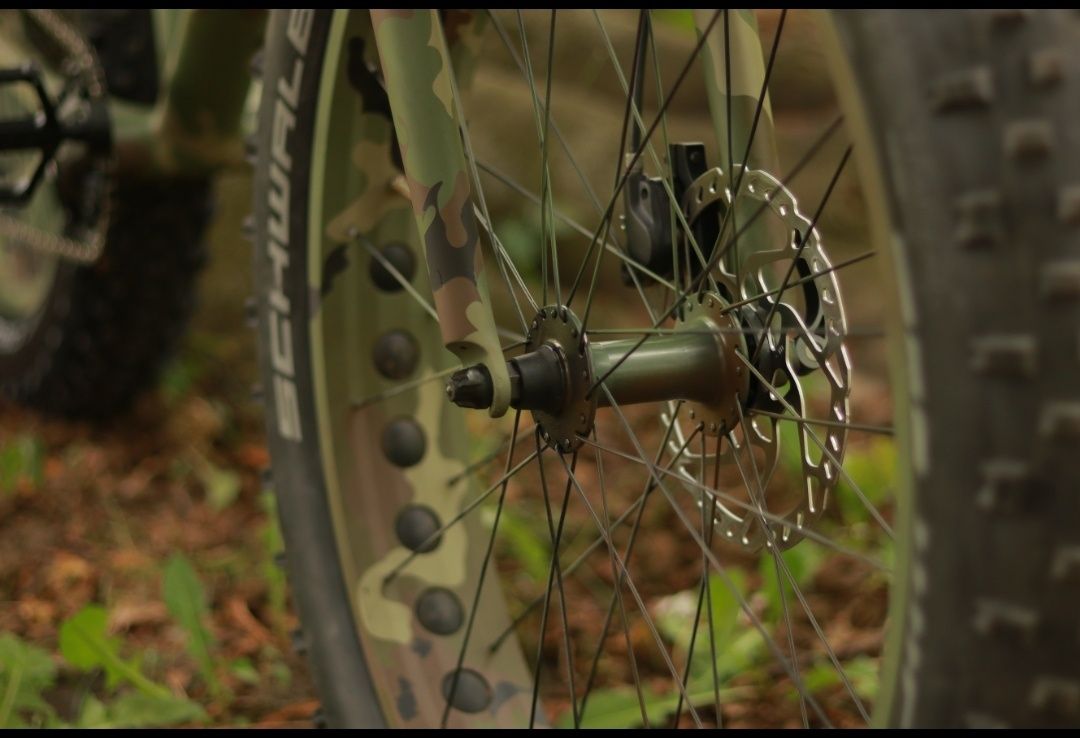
[304,9,906,728]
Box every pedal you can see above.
[0,63,110,205]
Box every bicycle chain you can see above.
[0,9,110,264]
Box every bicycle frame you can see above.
[120,10,776,420]
[112,10,267,177]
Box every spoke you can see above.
[672,429,722,727]
[554,450,705,729]
[488,406,692,657]
[579,408,698,714]
[383,448,539,585]
[481,11,673,326]
[749,144,852,365]
[754,409,894,436]
[585,325,883,339]
[736,352,895,539]
[566,10,723,308]
[593,426,648,727]
[441,410,524,727]
[724,9,736,282]
[472,204,533,329]
[586,9,721,315]
[575,10,652,334]
[530,435,579,727]
[443,22,539,331]
[541,11,561,306]
[446,423,537,487]
[719,248,876,314]
[733,403,807,727]
[477,159,677,295]
[645,11,681,294]
[358,230,526,343]
[576,434,888,572]
[601,386,833,727]
[701,433,722,721]
[732,404,870,724]
[586,114,845,398]
[352,367,455,409]
[356,232,437,322]
[515,11,556,306]
[713,8,787,285]
[472,204,541,317]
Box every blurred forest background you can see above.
[0,10,892,728]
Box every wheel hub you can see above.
[446,298,753,448]
[674,292,750,436]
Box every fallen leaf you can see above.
[16,597,56,626]
[46,551,92,590]
[108,601,169,631]
[235,443,269,470]
[225,596,273,647]
[258,699,320,724]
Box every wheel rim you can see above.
[302,9,908,728]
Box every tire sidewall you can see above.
[253,9,386,728]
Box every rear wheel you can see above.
[254,9,1080,728]
[0,10,211,419]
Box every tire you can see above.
[251,11,385,729]
[254,9,1080,728]
[0,177,211,419]
[833,10,1080,728]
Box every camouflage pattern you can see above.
[371,9,510,417]
[308,10,533,726]
[696,9,778,174]
[695,9,782,263]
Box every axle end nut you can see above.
[445,364,494,409]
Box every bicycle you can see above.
[1,8,1078,728]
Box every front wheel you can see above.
[253,9,1080,728]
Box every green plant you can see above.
[59,605,206,727]
[570,570,763,728]
[187,448,241,512]
[0,434,44,494]
[0,634,59,727]
[796,654,878,702]
[259,491,288,633]
[162,554,223,696]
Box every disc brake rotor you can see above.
[669,164,852,552]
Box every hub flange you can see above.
[523,306,595,452]
[674,293,750,436]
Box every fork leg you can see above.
[371,10,510,417]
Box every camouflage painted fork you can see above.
[371,9,512,417]
[371,10,775,422]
